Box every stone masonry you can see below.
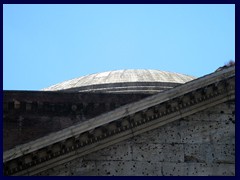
[3,66,235,176]
[37,101,235,176]
[3,91,149,151]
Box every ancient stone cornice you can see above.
[3,66,235,176]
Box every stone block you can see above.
[180,120,235,144]
[94,160,136,176]
[83,141,132,161]
[184,143,215,163]
[132,120,181,144]
[162,162,235,176]
[132,143,184,163]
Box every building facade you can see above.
[3,67,235,176]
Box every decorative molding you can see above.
[3,66,235,176]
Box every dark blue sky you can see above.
[3,4,235,90]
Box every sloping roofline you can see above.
[4,66,235,164]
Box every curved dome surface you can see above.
[42,69,196,94]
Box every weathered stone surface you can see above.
[42,69,195,93]
[184,143,235,164]
[38,101,235,176]
[132,143,184,163]
[83,141,133,161]
[3,66,235,176]
[162,162,235,176]
[180,119,235,144]
[132,121,181,144]
[3,91,149,151]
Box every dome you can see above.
[42,69,196,94]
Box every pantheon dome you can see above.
[3,66,235,176]
[43,69,196,94]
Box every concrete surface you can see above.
[42,69,195,93]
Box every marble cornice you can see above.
[3,66,235,176]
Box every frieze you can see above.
[3,74,235,176]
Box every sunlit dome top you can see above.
[42,69,196,94]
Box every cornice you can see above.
[3,66,235,176]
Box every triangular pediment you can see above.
[3,66,235,176]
